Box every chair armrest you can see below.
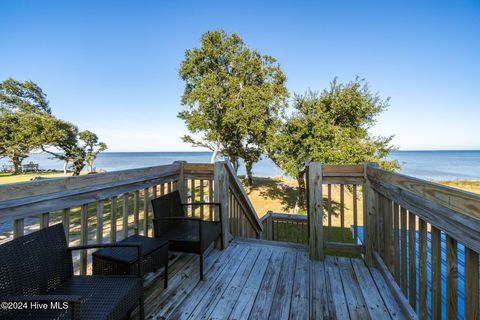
[0,295,81,320]
[68,243,143,278]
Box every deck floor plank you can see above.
[247,250,285,320]
[310,258,333,319]
[227,247,274,320]
[191,247,260,319]
[290,252,310,320]
[369,266,407,319]
[351,258,392,319]
[168,245,248,320]
[325,256,351,319]
[336,256,371,319]
[150,243,240,319]
[268,251,297,320]
[204,247,261,320]
[139,239,408,320]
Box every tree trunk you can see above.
[63,160,69,175]
[88,160,94,173]
[210,138,222,163]
[11,156,22,174]
[245,161,254,187]
[296,173,306,209]
[72,160,85,176]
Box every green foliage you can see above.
[270,77,399,204]
[79,130,108,172]
[0,79,54,173]
[1,78,107,175]
[178,29,288,185]
[43,125,107,175]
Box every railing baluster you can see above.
[340,184,345,242]
[134,190,140,235]
[62,208,70,243]
[160,182,165,196]
[327,184,332,241]
[446,235,458,319]
[191,179,196,218]
[110,196,117,243]
[408,211,416,309]
[377,194,385,258]
[143,188,149,236]
[352,184,358,242]
[384,199,393,272]
[80,204,88,275]
[393,203,400,283]
[96,201,104,244]
[152,185,157,199]
[122,193,129,239]
[209,180,214,220]
[431,226,442,319]
[13,218,24,239]
[465,247,479,320]
[400,207,407,295]
[40,212,49,229]
[419,219,427,319]
[199,179,204,220]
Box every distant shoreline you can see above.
[1,150,480,181]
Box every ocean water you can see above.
[1,150,480,181]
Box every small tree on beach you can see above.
[270,77,398,207]
[79,130,107,173]
[43,125,107,176]
[178,29,288,185]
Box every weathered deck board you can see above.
[140,239,408,320]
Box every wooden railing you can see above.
[0,163,182,275]
[306,163,366,259]
[0,161,263,275]
[260,211,308,244]
[306,162,480,319]
[365,164,480,320]
[223,161,263,239]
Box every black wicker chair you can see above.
[151,190,223,280]
[0,223,144,320]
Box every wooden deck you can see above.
[141,238,407,319]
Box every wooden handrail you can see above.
[0,162,182,275]
[364,163,480,319]
[223,160,263,233]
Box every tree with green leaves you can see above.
[42,125,106,176]
[0,78,53,173]
[79,130,107,173]
[269,77,398,207]
[178,29,288,185]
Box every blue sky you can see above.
[1,0,479,151]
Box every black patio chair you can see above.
[151,190,223,280]
[0,223,144,320]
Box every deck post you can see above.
[173,161,187,204]
[214,161,230,249]
[307,162,324,260]
[363,162,379,266]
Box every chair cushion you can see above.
[52,275,141,320]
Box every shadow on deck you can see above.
[139,238,407,320]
